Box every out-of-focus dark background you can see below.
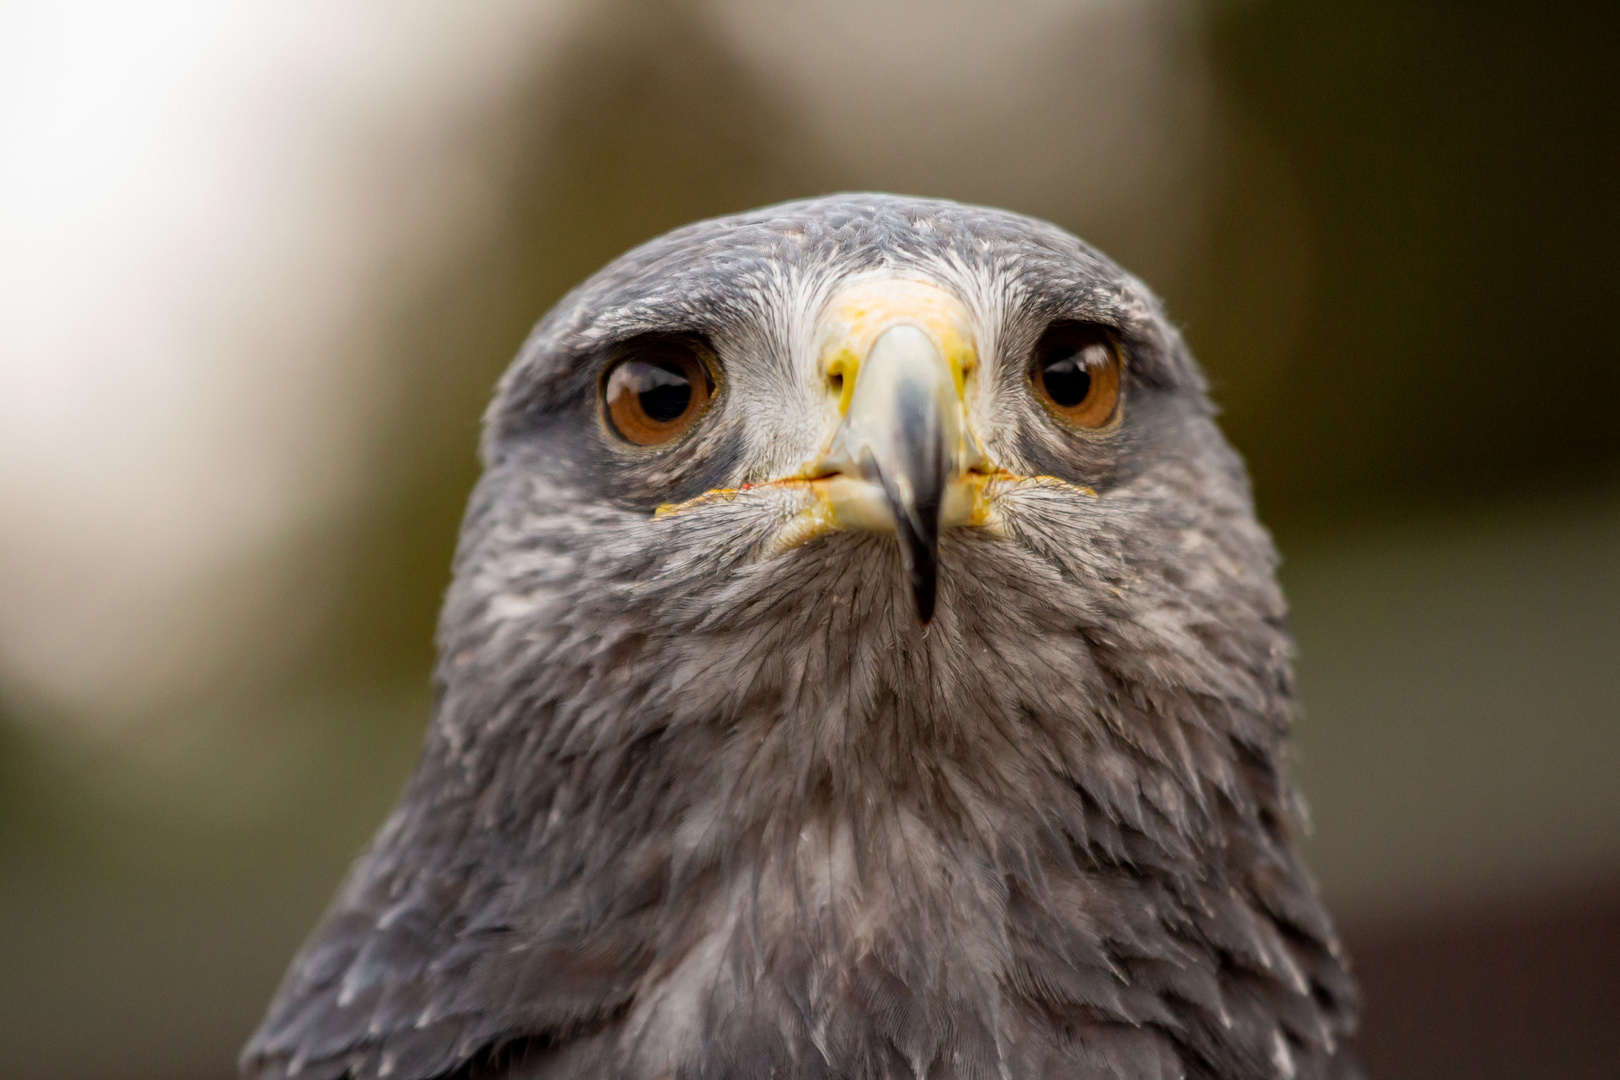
[1,2,1616,1077]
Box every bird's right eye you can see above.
[601,336,715,446]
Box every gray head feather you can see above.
[243,194,1358,1080]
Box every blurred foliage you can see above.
[1195,0,1620,527]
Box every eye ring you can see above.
[601,335,716,446]
[1030,322,1122,429]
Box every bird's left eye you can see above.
[1031,322,1122,429]
[601,336,715,446]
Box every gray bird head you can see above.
[244,195,1357,1080]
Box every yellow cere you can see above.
[816,278,977,412]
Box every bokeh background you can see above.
[2,1,1616,1077]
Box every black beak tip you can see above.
[913,571,937,625]
[864,443,943,627]
[898,526,939,625]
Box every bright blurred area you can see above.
[1,1,1615,1076]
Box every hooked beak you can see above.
[812,322,981,622]
[653,277,999,625]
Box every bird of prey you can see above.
[243,194,1358,1080]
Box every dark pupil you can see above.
[627,360,692,422]
[1041,345,1099,407]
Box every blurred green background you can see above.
[0,2,1616,1078]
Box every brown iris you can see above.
[1030,322,1122,429]
[602,336,714,445]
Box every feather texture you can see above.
[243,195,1358,1080]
